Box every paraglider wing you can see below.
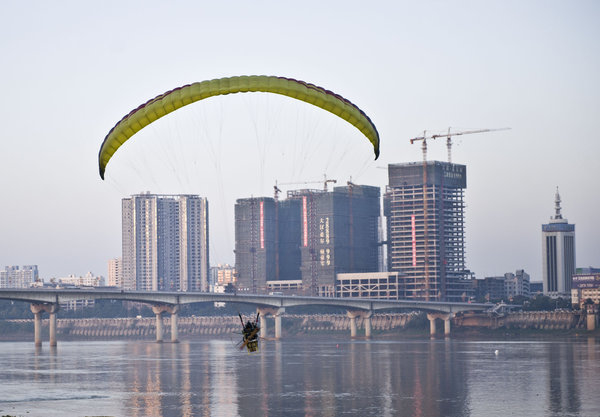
[98,75,380,179]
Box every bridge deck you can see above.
[0,289,492,314]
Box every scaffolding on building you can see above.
[384,162,471,302]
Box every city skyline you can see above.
[0,1,598,282]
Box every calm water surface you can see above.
[0,336,599,417]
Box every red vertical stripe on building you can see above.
[259,201,264,249]
[411,215,417,267]
[302,196,308,247]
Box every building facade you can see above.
[210,264,236,287]
[505,269,531,299]
[234,197,279,293]
[384,161,471,302]
[122,193,209,292]
[336,272,402,299]
[0,265,39,288]
[290,185,381,296]
[542,188,575,297]
[58,272,105,287]
[571,273,600,305]
[107,257,122,287]
[476,276,506,301]
[234,184,381,295]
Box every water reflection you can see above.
[0,337,599,417]
[547,341,580,415]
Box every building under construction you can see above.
[234,197,277,293]
[384,161,472,302]
[235,184,381,295]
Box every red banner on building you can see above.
[302,196,308,247]
[259,201,264,249]
[411,215,417,267]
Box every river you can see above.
[0,336,599,417]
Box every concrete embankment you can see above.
[455,311,586,330]
[1,313,420,341]
[2,311,592,341]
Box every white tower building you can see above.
[542,188,576,297]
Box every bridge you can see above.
[0,289,493,346]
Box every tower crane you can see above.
[273,182,282,201]
[279,174,337,192]
[273,182,282,280]
[409,127,510,163]
[408,127,510,301]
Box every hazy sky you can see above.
[1,1,598,282]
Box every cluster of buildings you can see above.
[106,160,600,304]
[0,268,105,310]
[0,266,105,290]
[4,159,597,307]
[475,270,532,301]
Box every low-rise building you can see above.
[477,276,506,301]
[0,265,39,288]
[266,279,303,295]
[571,273,600,306]
[211,264,236,287]
[57,272,105,310]
[530,281,544,295]
[505,269,531,298]
[58,272,105,287]
[336,272,403,300]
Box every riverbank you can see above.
[1,312,598,342]
[0,313,420,342]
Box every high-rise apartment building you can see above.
[122,193,209,292]
[542,188,575,297]
[384,161,471,302]
[234,184,380,295]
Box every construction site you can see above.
[235,129,509,301]
[234,180,381,296]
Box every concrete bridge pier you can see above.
[151,304,180,343]
[152,305,165,343]
[347,310,373,338]
[257,307,286,339]
[427,313,455,337]
[30,303,60,346]
[260,313,268,338]
[48,303,59,347]
[275,309,284,339]
[363,311,373,338]
[30,304,45,347]
[169,305,179,343]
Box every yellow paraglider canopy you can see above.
[99,75,380,179]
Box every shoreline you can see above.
[1,313,598,343]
